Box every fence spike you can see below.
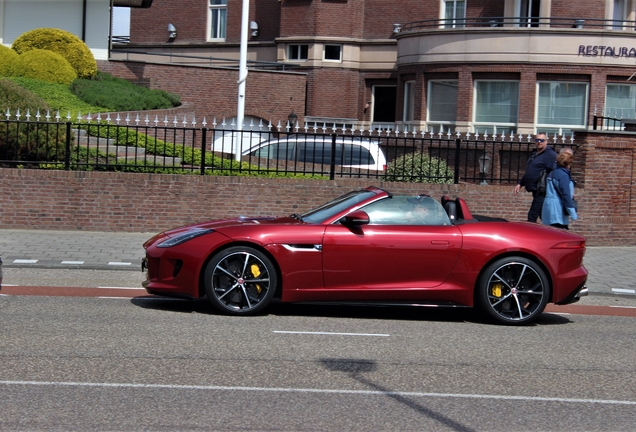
[36,109,41,121]
[303,121,309,133]
[126,113,131,125]
[25,109,31,121]
[16,108,21,120]
[258,119,264,130]
[182,115,187,126]
[135,113,140,125]
[106,113,111,124]
[267,120,273,130]
[96,112,101,122]
[5,108,10,119]
[191,116,197,126]
[66,111,72,121]
[144,114,149,125]
[202,117,207,127]
[212,117,217,127]
[570,132,575,142]
[173,115,178,126]
[276,120,282,131]
[76,111,82,122]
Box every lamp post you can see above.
[479,151,491,185]
[235,0,250,161]
[288,110,297,129]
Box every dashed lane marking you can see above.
[108,262,132,266]
[612,288,636,294]
[61,261,85,265]
[274,331,390,337]
[12,259,38,264]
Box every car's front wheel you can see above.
[476,257,550,325]
[204,246,277,315]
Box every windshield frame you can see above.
[300,190,378,224]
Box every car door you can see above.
[322,197,462,291]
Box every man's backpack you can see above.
[536,169,548,196]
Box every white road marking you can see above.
[97,286,144,290]
[612,288,636,294]
[610,305,636,309]
[1,380,635,406]
[12,259,38,264]
[108,262,132,266]
[274,331,390,337]
[61,261,85,265]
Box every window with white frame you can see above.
[403,81,416,131]
[605,84,636,118]
[536,81,589,134]
[443,0,466,28]
[324,44,342,62]
[427,80,457,133]
[288,44,309,61]
[473,81,519,134]
[208,0,227,41]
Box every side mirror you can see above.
[341,210,370,226]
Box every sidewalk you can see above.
[1,228,635,298]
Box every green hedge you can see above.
[70,72,181,111]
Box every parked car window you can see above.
[250,142,295,160]
[342,143,374,165]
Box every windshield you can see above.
[300,190,376,223]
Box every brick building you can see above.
[115,0,636,135]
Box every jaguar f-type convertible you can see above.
[142,186,588,325]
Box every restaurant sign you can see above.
[578,45,636,58]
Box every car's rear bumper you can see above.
[556,281,588,305]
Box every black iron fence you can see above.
[0,115,577,184]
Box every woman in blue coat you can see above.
[541,150,578,229]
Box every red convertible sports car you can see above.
[142,186,588,325]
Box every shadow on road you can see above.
[130,297,572,326]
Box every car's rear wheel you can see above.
[476,257,550,325]
[204,246,277,315]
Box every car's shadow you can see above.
[131,296,571,326]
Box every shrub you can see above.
[70,72,181,111]
[11,28,97,79]
[0,78,50,113]
[7,49,77,85]
[385,152,454,184]
[0,45,18,76]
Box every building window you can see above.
[612,0,627,29]
[605,84,636,119]
[519,0,541,27]
[536,81,589,134]
[288,44,309,61]
[403,81,416,131]
[443,0,465,28]
[324,44,342,62]
[474,81,519,134]
[427,80,457,133]
[208,0,227,41]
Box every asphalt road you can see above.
[1,295,635,431]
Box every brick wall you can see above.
[98,60,307,124]
[1,130,634,246]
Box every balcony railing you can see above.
[401,17,636,32]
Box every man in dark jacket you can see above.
[514,132,557,222]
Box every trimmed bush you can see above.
[70,72,181,111]
[0,45,18,76]
[385,152,454,184]
[12,28,97,79]
[7,49,77,85]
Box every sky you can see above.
[112,7,131,36]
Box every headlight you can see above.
[157,228,214,248]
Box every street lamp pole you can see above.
[235,0,249,161]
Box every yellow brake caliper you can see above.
[491,283,503,298]
[250,264,262,294]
